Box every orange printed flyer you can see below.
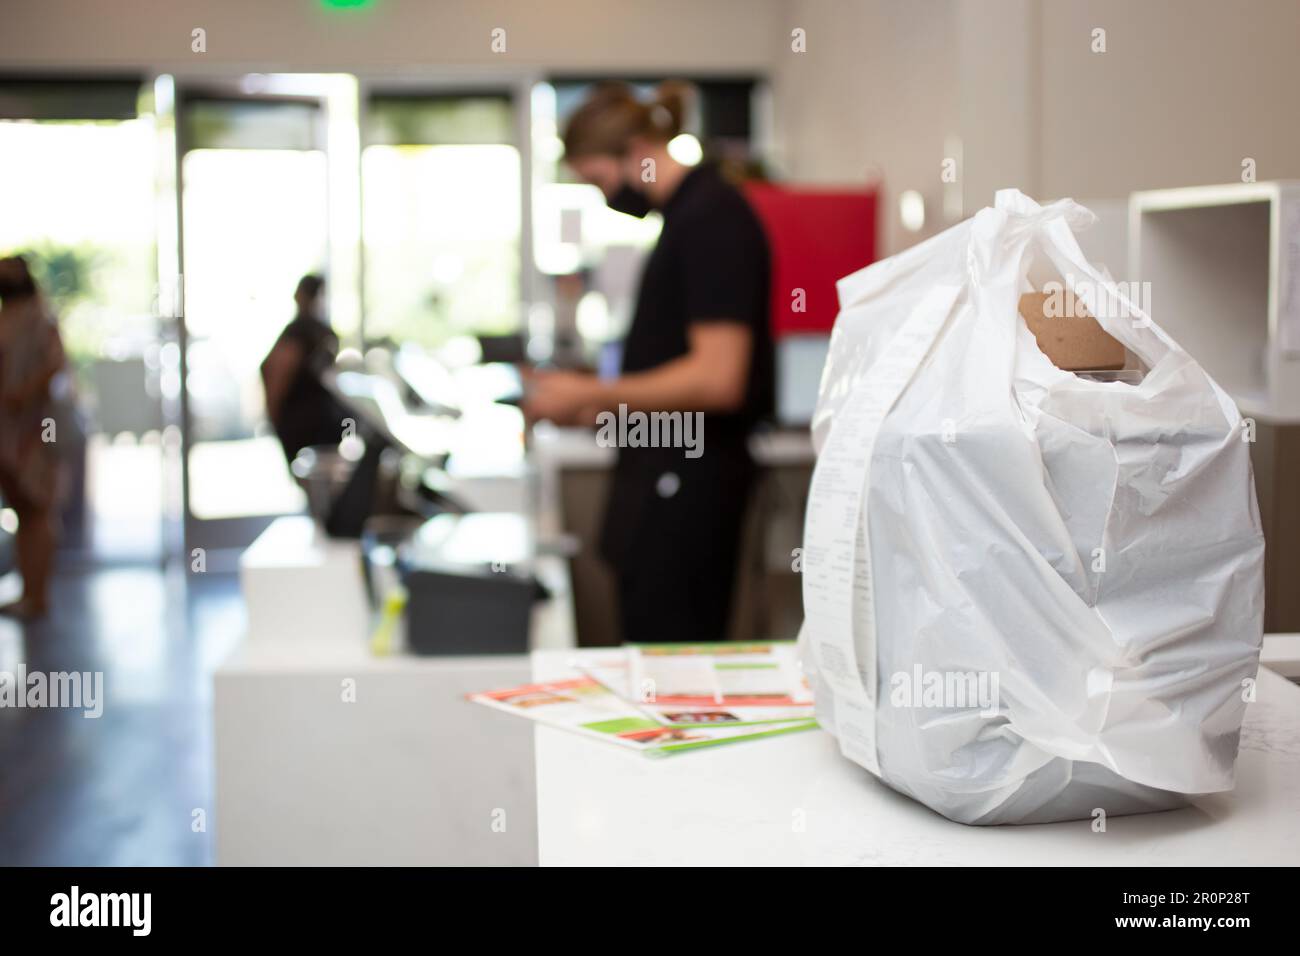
[469,671,815,756]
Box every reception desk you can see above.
[215,522,1300,866]
[213,516,573,866]
[533,650,1300,866]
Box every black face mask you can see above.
[605,182,653,219]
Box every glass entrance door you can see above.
[176,82,340,554]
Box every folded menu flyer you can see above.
[468,641,817,757]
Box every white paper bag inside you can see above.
[800,190,1265,825]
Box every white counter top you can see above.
[1261,633,1300,679]
[533,650,1300,865]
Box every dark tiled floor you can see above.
[0,564,244,866]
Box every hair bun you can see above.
[588,80,639,109]
[563,79,695,159]
[651,80,692,138]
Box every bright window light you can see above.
[362,144,521,347]
[899,189,926,232]
[181,147,326,519]
[538,135,565,163]
[667,133,703,167]
[575,290,613,341]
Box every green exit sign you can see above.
[321,0,375,10]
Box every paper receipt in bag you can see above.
[802,284,962,776]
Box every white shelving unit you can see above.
[1129,181,1300,423]
[1131,182,1300,632]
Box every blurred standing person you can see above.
[524,82,773,644]
[260,274,346,466]
[0,256,66,619]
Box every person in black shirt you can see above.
[260,274,347,465]
[524,82,774,644]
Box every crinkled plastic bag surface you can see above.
[800,190,1265,825]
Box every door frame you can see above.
[170,74,334,554]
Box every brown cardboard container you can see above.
[1018,291,1126,371]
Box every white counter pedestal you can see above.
[239,516,369,646]
[534,651,1300,866]
[215,517,576,866]
[215,644,537,865]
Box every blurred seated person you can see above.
[260,274,347,465]
[0,256,66,619]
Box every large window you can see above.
[361,92,521,348]
[0,78,164,559]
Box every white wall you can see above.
[768,0,1052,255]
[4,0,1299,257]
[1037,0,1300,199]
[771,0,959,256]
[770,0,1300,254]
[0,0,781,72]
[955,0,1040,213]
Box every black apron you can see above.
[598,164,773,643]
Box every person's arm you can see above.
[524,322,752,425]
[609,321,752,412]
[529,197,766,425]
[260,338,304,426]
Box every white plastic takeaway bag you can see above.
[799,190,1265,825]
